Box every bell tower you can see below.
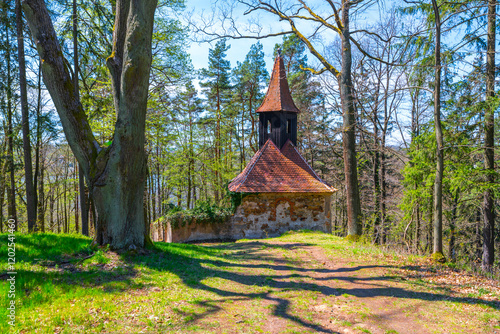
[256,51,300,149]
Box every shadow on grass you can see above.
[123,240,499,333]
[4,234,499,334]
[0,233,92,263]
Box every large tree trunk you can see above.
[340,0,362,237]
[17,0,36,231]
[431,0,444,258]
[23,0,157,249]
[482,0,496,270]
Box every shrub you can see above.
[161,201,232,229]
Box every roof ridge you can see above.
[289,142,332,189]
[231,139,272,192]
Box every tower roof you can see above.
[228,139,335,193]
[256,54,300,113]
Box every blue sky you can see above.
[182,0,392,72]
[183,0,300,71]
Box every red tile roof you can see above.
[228,139,336,193]
[256,55,300,113]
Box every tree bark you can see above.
[79,167,89,235]
[63,165,68,233]
[75,161,79,233]
[17,0,36,231]
[34,62,42,229]
[449,188,459,261]
[476,208,482,261]
[431,0,444,257]
[72,0,89,236]
[23,0,158,248]
[371,70,381,244]
[482,0,496,270]
[411,87,420,252]
[340,0,362,237]
[37,148,45,232]
[5,8,17,228]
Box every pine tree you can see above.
[232,42,268,163]
[199,39,232,203]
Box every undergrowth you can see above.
[157,200,232,229]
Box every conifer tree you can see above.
[232,42,268,160]
[199,39,232,203]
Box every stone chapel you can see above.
[165,52,336,243]
[227,52,336,239]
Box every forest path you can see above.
[184,232,499,334]
[10,232,499,333]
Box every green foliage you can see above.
[162,200,232,229]
[431,252,446,263]
[228,191,253,212]
[345,234,361,243]
[199,39,232,108]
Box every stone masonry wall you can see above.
[164,193,332,243]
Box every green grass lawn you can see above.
[1,231,498,333]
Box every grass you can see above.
[0,231,499,333]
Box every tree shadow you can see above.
[123,241,499,333]
[9,237,498,333]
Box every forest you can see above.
[0,0,498,273]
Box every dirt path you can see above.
[268,241,427,334]
[188,236,499,334]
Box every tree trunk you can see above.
[23,0,157,249]
[380,147,387,243]
[449,188,459,261]
[79,167,89,235]
[188,108,194,209]
[482,0,496,270]
[57,187,61,233]
[372,105,381,244]
[415,202,420,253]
[37,148,45,232]
[476,208,482,261]
[49,190,54,232]
[411,88,420,253]
[5,10,17,228]
[75,161,79,233]
[17,0,36,231]
[34,62,42,230]
[340,0,362,237]
[240,94,245,170]
[63,167,68,233]
[148,168,154,223]
[72,0,89,236]
[431,0,444,257]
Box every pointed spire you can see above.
[256,54,300,113]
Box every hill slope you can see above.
[1,231,499,333]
